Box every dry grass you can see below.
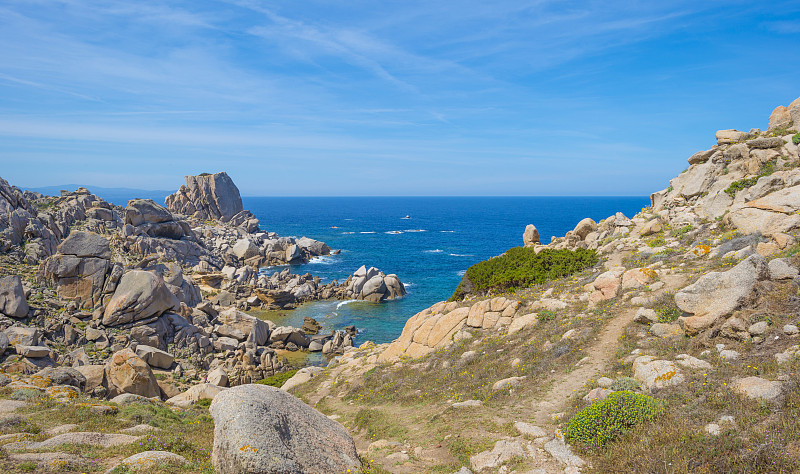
[0,389,214,473]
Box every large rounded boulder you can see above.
[103,270,179,327]
[209,384,360,474]
[104,348,161,399]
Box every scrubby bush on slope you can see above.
[451,247,598,299]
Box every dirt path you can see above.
[531,308,636,426]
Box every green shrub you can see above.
[451,247,598,299]
[565,391,662,448]
[669,224,695,239]
[195,398,212,408]
[255,369,298,388]
[609,377,641,392]
[653,293,683,323]
[793,133,800,145]
[11,388,44,401]
[725,160,778,197]
[538,309,557,322]
[647,236,666,248]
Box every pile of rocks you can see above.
[343,265,406,302]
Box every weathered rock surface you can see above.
[104,348,161,399]
[344,266,406,302]
[210,384,361,474]
[633,356,684,391]
[523,224,540,247]
[675,255,769,335]
[0,275,29,317]
[111,451,189,472]
[167,383,226,408]
[165,172,246,223]
[732,377,783,401]
[103,270,179,326]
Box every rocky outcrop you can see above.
[165,172,254,226]
[125,199,188,240]
[0,275,29,318]
[103,348,161,399]
[1,181,119,263]
[210,384,361,474]
[523,224,540,247]
[102,270,179,327]
[38,231,114,309]
[675,254,770,335]
[378,296,522,361]
[343,266,406,302]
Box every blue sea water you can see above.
[243,196,649,345]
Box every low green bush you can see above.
[451,247,598,299]
[565,391,662,448]
[653,293,683,323]
[725,160,777,197]
[11,388,44,401]
[609,377,640,392]
[793,133,800,145]
[255,369,298,388]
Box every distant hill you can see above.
[30,184,172,207]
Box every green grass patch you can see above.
[565,391,662,448]
[451,247,598,299]
[255,369,298,388]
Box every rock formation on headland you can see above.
[4,97,798,473]
[166,172,247,223]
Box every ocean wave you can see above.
[424,249,444,253]
[449,253,474,257]
[308,256,336,265]
[336,300,358,309]
[440,230,455,233]
[360,231,376,234]
[403,229,427,232]
[457,270,467,276]
[385,230,403,234]
[342,231,354,235]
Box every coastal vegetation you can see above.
[564,390,662,448]
[450,247,598,300]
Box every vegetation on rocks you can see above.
[255,369,298,387]
[565,391,662,448]
[451,247,598,299]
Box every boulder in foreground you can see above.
[209,384,360,474]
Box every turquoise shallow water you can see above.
[244,196,648,345]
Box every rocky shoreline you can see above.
[0,171,409,401]
[2,96,800,473]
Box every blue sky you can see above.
[1,0,799,196]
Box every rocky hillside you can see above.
[1,97,799,474]
[282,96,800,473]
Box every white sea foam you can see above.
[336,300,358,309]
[385,230,403,234]
[308,256,336,265]
[449,253,474,257]
[342,232,354,234]
[424,249,444,253]
[440,230,455,233]
[457,270,467,276]
[403,229,427,232]
[360,231,376,234]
